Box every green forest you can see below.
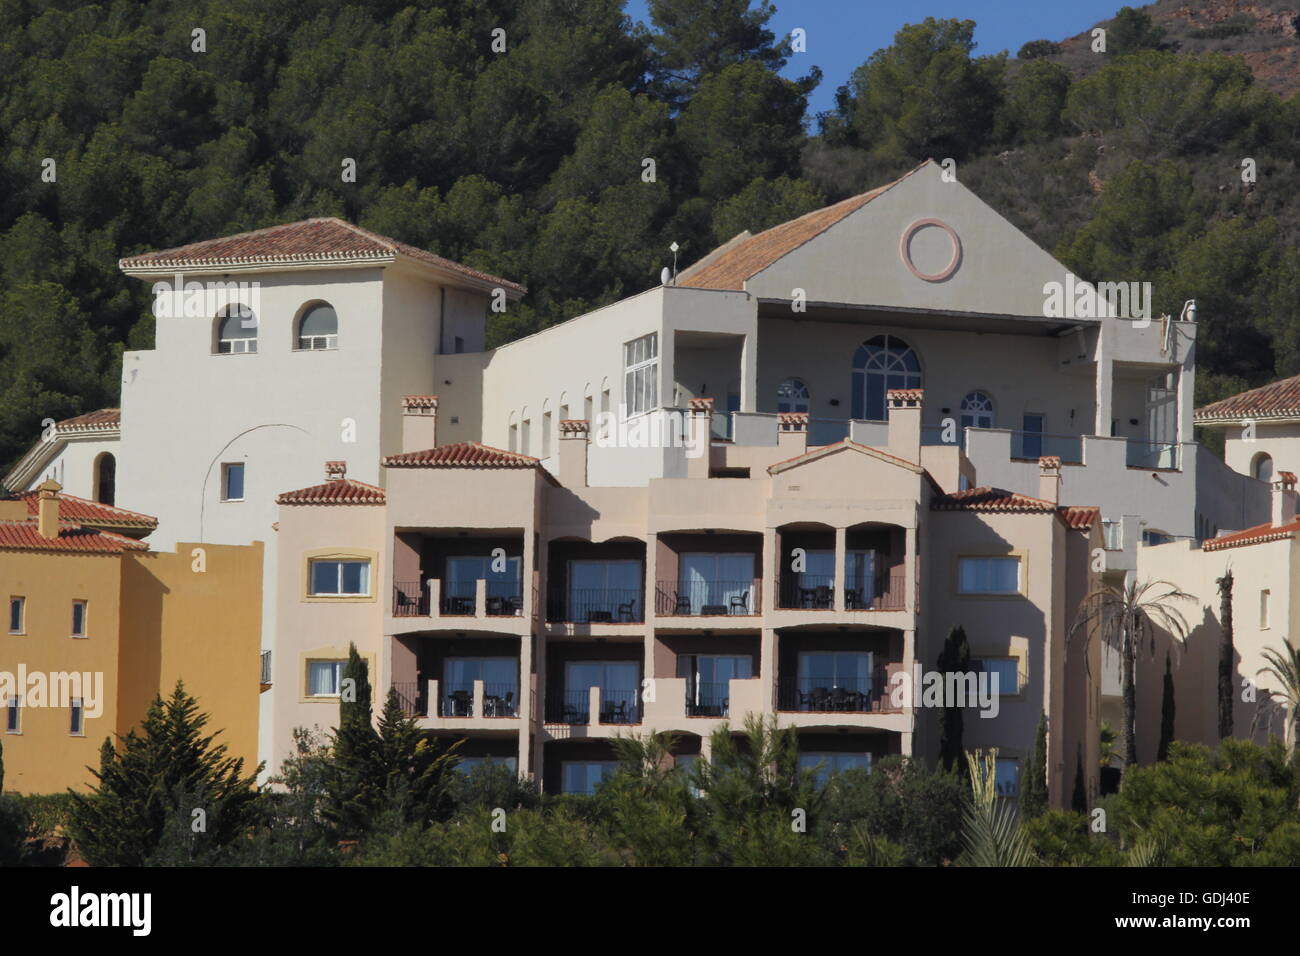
[1,0,1298,470]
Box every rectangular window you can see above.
[521,419,531,455]
[623,333,659,416]
[457,756,517,775]
[995,758,1020,797]
[1021,414,1044,460]
[222,462,245,501]
[1260,589,1271,629]
[70,698,84,736]
[678,552,756,613]
[5,697,19,733]
[8,597,23,634]
[568,560,642,622]
[454,336,465,354]
[307,660,345,697]
[975,657,1020,696]
[309,559,371,596]
[561,760,618,795]
[71,600,87,638]
[542,411,552,458]
[799,752,872,789]
[958,556,1021,595]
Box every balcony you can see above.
[1011,431,1083,464]
[777,677,890,714]
[1126,440,1178,470]
[545,686,641,725]
[776,572,905,611]
[684,681,732,717]
[655,579,759,616]
[392,579,529,619]
[391,678,520,720]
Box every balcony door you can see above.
[796,651,873,705]
[679,553,754,613]
[565,660,640,722]
[677,653,752,714]
[568,559,642,621]
[446,554,522,600]
[844,550,876,605]
[443,657,518,716]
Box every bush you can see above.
[1018,39,1061,59]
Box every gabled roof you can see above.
[1195,374,1300,424]
[931,488,1099,530]
[383,442,542,469]
[3,409,121,493]
[1202,518,1300,551]
[119,218,525,296]
[767,439,925,476]
[677,161,930,292]
[0,520,148,554]
[13,490,156,533]
[276,478,386,506]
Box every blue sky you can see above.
[624,0,1124,117]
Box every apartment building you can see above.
[270,392,1102,802]
[0,482,262,792]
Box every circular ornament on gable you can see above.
[900,218,962,282]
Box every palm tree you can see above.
[1257,639,1300,759]
[958,749,1036,867]
[1070,579,1196,768]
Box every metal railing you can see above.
[778,575,835,609]
[260,650,272,684]
[846,572,906,610]
[393,580,428,616]
[685,681,730,717]
[439,682,519,718]
[546,587,643,623]
[655,579,759,616]
[392,681,424,717]
[777,677,883,713]
[544,688,640,724]
[546,689,591,724]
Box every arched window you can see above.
[216,303,257,354]
[297,303,338,350]
[1253,453,1274,482]
[960,391,994,430]
[776,378,810,414]
[852,335,921,420]
[93,452,116,506]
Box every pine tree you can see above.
[1020,712,1049,818]
[936,626,971,774]
[374,688,462,827]
[1158,651,1177,761]
[68,682,261,866]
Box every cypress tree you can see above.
[936,626,971,774]
[1020,712,1049,818]
[1071,743,1087,813]
[1158,651,1176,761]
[1217,570,1234,739]
[324,643,380,840]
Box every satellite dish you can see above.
[660,266,671,286]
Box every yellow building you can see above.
[0,480,263,794]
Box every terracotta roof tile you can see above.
[931,487,1058,514]
[56,408,120,431]
[1059,505,1101,530]
[1195,374,1300,423]
[1203,518,1300,551]
[677,162,928,291]
[382,442,541,468]
[276,478,386,505]
[0,520,147,553]
[16,491,156,529]
[119,218,525,294]
[768,438,923,474]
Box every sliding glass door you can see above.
[679,553,755,613]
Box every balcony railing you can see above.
[441,682,519,718]
[1126,440,1178,469]
[778,574,835,609]
[544,688,641,724]
[685,681,730,717]
[546,587,643,624]
[392,681,425,717]
[393,580,429,616]
[260,649,272,684]
[778,677,886,713]
[1011,430,1083,464]
[846,572,906,610]
[655,579,759,616]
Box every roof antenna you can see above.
[669,241,679,284]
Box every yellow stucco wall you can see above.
[0,551,123,794]
[119,541,264,779]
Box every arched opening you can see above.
[215,303,258,354]
[960,390,995,430]
[1253,452,1274,482]
[297,302,338,350]
[852,335,921,421]
[776,378,810,414]
[93,452,116,506]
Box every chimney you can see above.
[37,478,60,538]
[886,389,923,463]
[1272,471,1297,526]
[777,412,809,457]
[1039,456,1061,505]
[401,395,438,452]
[325,460,347,482]
[687,398,713,479]
[558,419,589,488]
